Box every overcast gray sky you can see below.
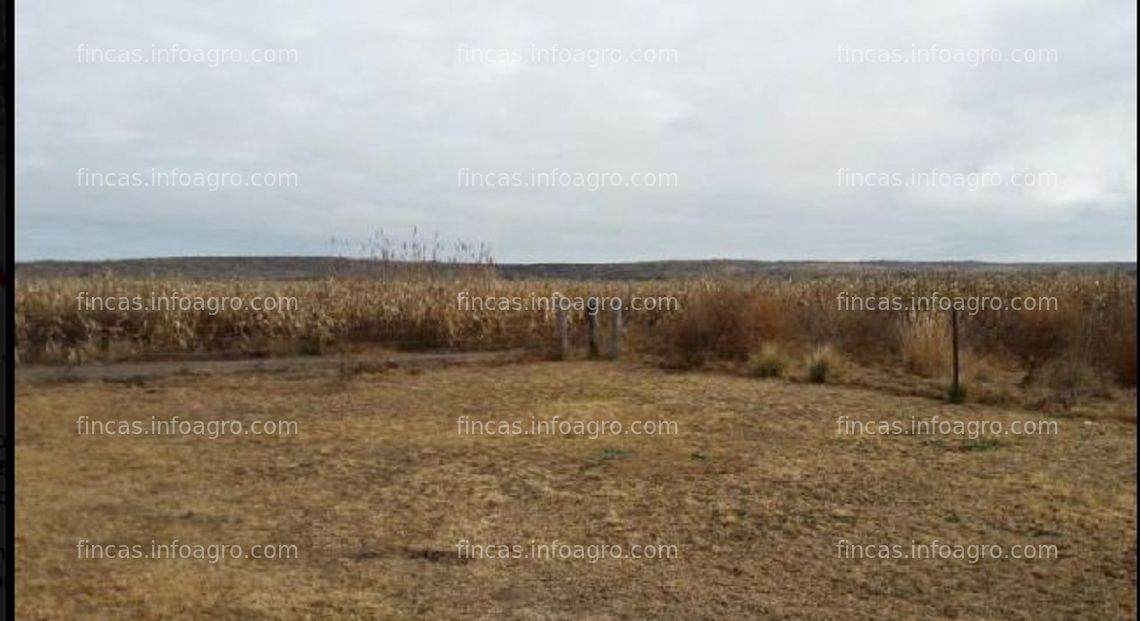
[16,0,1137,262]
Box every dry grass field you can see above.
[15,270,1137,401]
[14,266,1138,618]
[16,359,1137,620]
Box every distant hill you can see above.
[15,257,1137,281]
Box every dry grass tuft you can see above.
[806,344,843,383]
[747,343,792,378]
[899,313,950,377]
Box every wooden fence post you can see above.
[950,307,962,402]
[608,307,622,360]
[587,308,600,359]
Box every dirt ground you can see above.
[15,360,1138,620]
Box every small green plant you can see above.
[599,448,632,461]
[960,438,1004,452]
[580,447,632,478]
[748,343,790,378]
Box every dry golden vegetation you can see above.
[15,258,1137,617]
[15,270,1137,403]
[16,361,1137,619]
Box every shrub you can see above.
[748,343,791,377]
[661,349,706,371]
[665,287,756,364]
[806,344,842,383]
[1025,356,1113,408]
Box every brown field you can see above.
[15,267,1138,618]
[16,359,1137,620]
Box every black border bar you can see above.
[3,0,13,618]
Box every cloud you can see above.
[16,0,1137,261]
